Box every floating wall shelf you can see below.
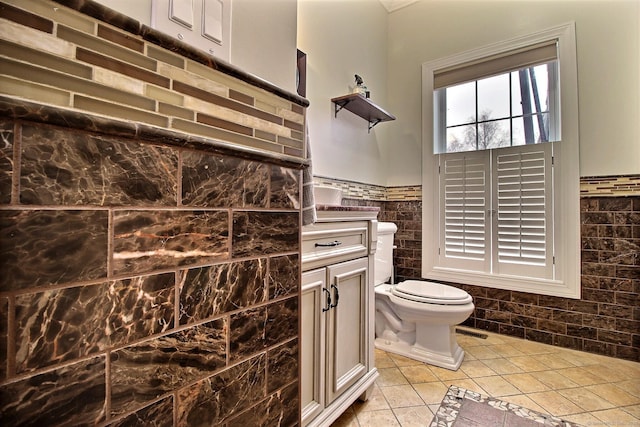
[331,94,396,132]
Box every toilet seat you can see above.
[391,280,473,305]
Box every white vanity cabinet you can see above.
[301,209,379,427]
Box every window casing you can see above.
[422,23,580,299]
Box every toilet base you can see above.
[374,337,465,371]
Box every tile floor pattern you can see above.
[332,328,640,427]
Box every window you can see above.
[436,62,558,153]
[422,23,580,298]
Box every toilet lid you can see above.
[391,280,473,305]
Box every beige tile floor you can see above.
[332,328,640,427]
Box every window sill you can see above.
[426,267,580,299]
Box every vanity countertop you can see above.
[315,205,380,212]
[313,205,380,222]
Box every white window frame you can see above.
[421,23,580,299]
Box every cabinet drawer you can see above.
[302,221,369,270]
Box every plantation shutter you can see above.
[492,144,553,278]
[439,151,491,272]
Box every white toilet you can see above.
[374,222,474,370]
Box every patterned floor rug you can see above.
[430,385,583,427]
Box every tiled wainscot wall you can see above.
[0,0,307,425]
[324,176,639,362]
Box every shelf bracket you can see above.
[334,101,351,118]
[368,119,382,133]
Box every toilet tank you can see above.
[375,222,398,285]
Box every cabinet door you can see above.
[325,257,368,404]
[301,268,326,425]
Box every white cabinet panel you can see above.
[326,257,368,404]
[302,268,326,425]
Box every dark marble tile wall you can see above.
[342,198,422,280]
[0,119,301,425]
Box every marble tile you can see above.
[430,365,469,382]
[265,296,298,347]
[393,405,434,427]
[376,367,410,386]
[562,411,607,426]
[19,124,178,206]
[380,384,425,408]
[176,354,266,425]
[0,119,13,204]
[557,387,615,412]
[110,319,226,416]
[399,364,440,383]
[464,345,502,360]
[354,409,401,426]
[0,356,106,425]
[109,396,174,427]
[556,366,608,386]
[14,273,175,373]
[331,406,360,427]
[534,371,580,390]
[270,165,300,209]
[181,151,269,208]
[592,407,640,425]
[0,297,6,380]
[268,254,299,300]
[232,211,299,258]
[445,378,487,396]
[229,306,269,361]
[474,358,524,377]
[459,360,498,378]
[487,344,525,358]
[388,353,423,367]
[412,382,449,405]
[226,381,299,427]
[266,340,297,394]
[353,383,391,412]
[0,209,108,291]
[499,394,547,414]
[502,373,550,394]
[180,259,267,324]
[585,383,640,407]
[375,350,396,369]
[506,356,548,373]
[112,209,229,275]
[526,391,583,416]
[473,376,521,397]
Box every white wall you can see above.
[93,0,297,92]
[93,0,152,23]
[387,0,640,184]
[232,0,298,92]
[297,0,390,186]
